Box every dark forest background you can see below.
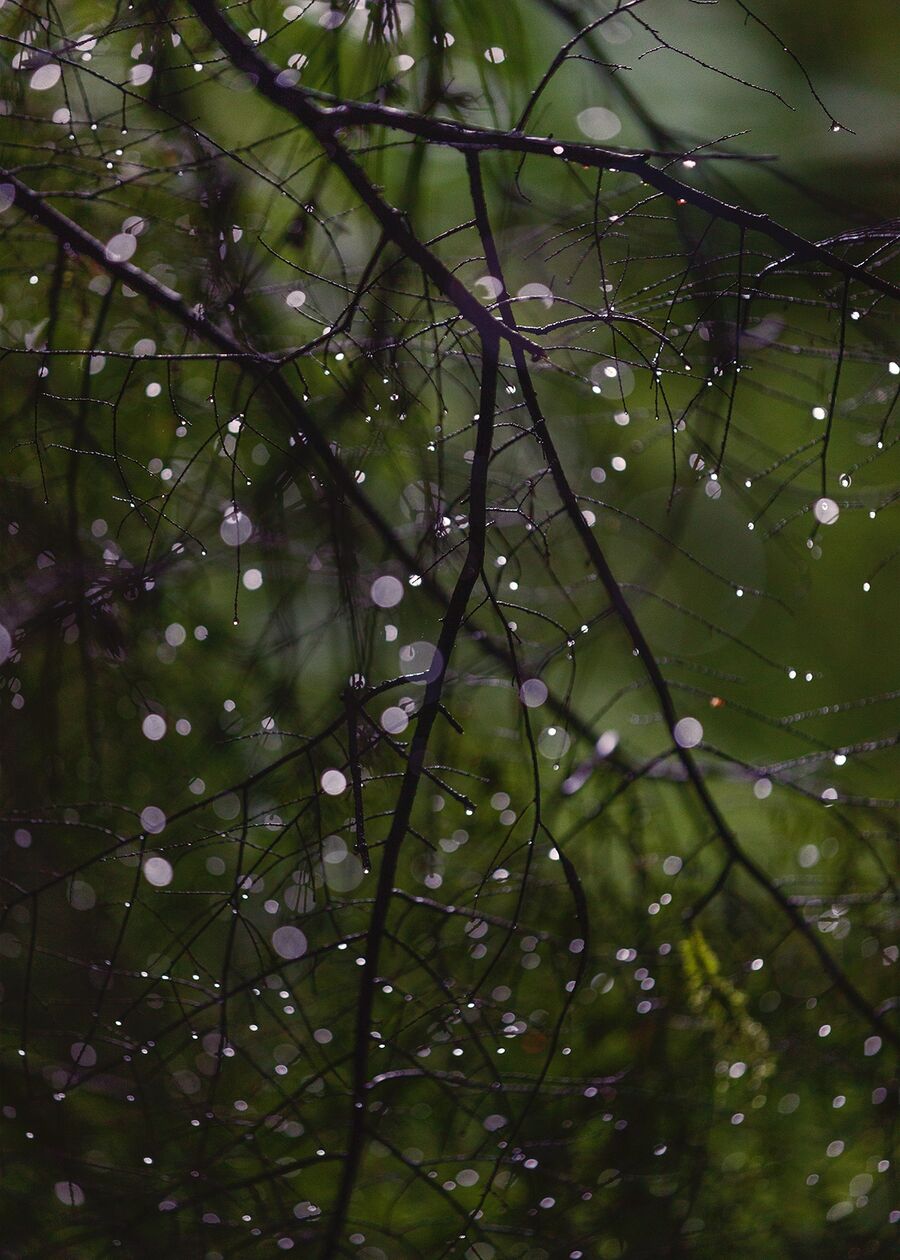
[0,2,897,1257]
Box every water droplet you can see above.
[673,717,703,748]
[813,497,839,526]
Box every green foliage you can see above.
[679,927,774,1091]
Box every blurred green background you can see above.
[0,2,897,1257]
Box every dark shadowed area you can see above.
[0,2,897,1258]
